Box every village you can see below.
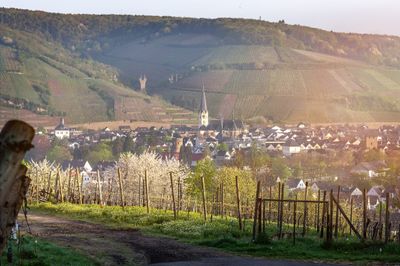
[26,88,400,215]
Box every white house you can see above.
[54,118,70,139]
[283,139,301,156]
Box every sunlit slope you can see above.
[102,34,400,123]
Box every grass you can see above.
[0,235,96,266]
[31,202,400,263]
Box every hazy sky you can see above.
[2,0,399,36]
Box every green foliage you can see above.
[47,140,72,163]
[271,157,292,181]
[186,158,216,198]
[84,142,114,164]
[0,235,95,266]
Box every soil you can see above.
[19,213,343,266]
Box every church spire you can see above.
[200,83,208,113]
[198,84,209,128]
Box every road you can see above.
[20,213,344,266]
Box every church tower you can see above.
[198,85,209,128]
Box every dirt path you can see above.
[19,213,343,266]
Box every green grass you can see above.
[0,235,96,266]
[31,203,400,263]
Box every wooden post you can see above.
[235,176,243,230]
[316,190,321,232]
[35,169,39,204]
[363,188,367,240]
[252,181,261,241]
[0,120,35,254]
[349,197,353,236]
[279,184,285,239]
[220,182,224,217]
[138,174,141,206]
[385,192,390,243]
[334,185,340,238]
[302,182,308,237]
[169,172,177,219]
[268,186,272,224]
[96,170,103,205]
[67,169,72,203]
[117,168,125,207]
[293,195,297,245]
[201,175,207,222]
[47,171,52,201]
[277,182,281,227]
[54,170,59,201]
[76,168,83,204]
[328,189,334,244]
[144,170,150,213]
[58,171,64,203]
[320,191,327,238]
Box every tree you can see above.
[112,137,124,157]
[84,143,114,164]
[47,140,72,163]
[123,137,134,153]
[271,157,292,181]
[185,157,216,199]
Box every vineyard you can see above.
[25,154,400,250]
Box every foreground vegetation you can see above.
[31,203,400,263]
[0,235,96,265]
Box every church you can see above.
[197,86,246,140]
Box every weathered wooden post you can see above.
[0,120,35,254]
[334,185,341,238]
[170,172,177,219]
[302,182,308,237]
[201,175,207,222]
[320,191,327,238]
[235,176,243,230]
[316,190,321,232]
[46,170,52,201]
[96,170,103,205]
[67,168,72,203]
[279,183,285,239]
[144,170,150,213]
[220,182,224,217]
[293,195,297,245]
[385,192,390,243]
[363,188,367,240]
[349,197,353,236]
[117,168,125,208]
[252,181,261,241]
[277,182,281,227]
[268,186,272,224]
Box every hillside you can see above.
[0,23,195,126]
[1,8,400,123]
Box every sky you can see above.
[2,0,399,36]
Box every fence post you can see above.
[320,191,327,238]
[363,188,367,240]
[349,197,353,236]
[268,186,272,224]
[277,182,281,228]
[252,181,261,241]
[169,172,177,219]
[220,182,224,218]
[47,171,52,201]
[316,190,321,232]
[117,168,125,208]
[385,192,390,243]
[59,171,64,203]
[293,195,297,245]
[144,170,150,213]
[35,169,39,204]
[235,176,243,230]
[328,189,334,245]
[96,170,103,205]
[201,175,207,222]
[302,182,308,237]
[279,184,285,239]
[335,185,340,238]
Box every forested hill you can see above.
[1,8,400,67]
[2,8,400,124]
